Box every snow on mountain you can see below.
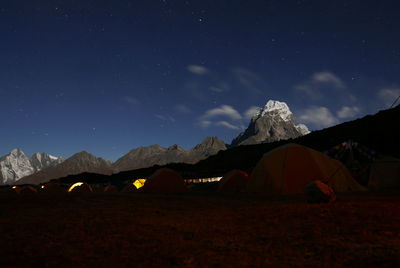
[0,149,64,185]
[231,100,310,146]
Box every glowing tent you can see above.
[218,170,249,193]
[142,168,187,193]
[133,179,146,189]
[368,156,400,190]
[246,144,365,194]
[68,182,93,193]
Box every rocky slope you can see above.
[231,100,310,146]
[0,149,64,185]
[112,137,227,172]
[16,151,112,185]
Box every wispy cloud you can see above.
[294,71,345,99]
[244,106,261,120]
[336,106,360,119]
[214,121,241,130]
[232,67,265,94]
[198,105,243,130]
[187,65,209,75]
[202,105,242,121]
[298,106,338,128]
[122,96,140,105]
[378,88,400,107]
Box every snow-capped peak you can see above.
[256,100,293,122]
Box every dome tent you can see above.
[40,183,66,194]
[246,144,365,194]
[142,168,187,193]
[68,182,93,193]
[103,185,119,193]
[218,170,249,193]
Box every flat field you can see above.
[0,192,399,267]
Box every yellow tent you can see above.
[368,156,400,190]
[133,179,146,189]
[246,144,365,194]
[68,182,93,193]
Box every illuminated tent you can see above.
[68,182,93,193]
[142,168,187,193]
[15,185,37,195]
[133,179,146,189]
[40,183,66,194]
[103,185,119,193]
[246,144,365,194]
[218,170,249,193]
[368,156,400,190]
[0,186,17,196]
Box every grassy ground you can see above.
[0,192,399,267]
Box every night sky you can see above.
[1,0,399,160]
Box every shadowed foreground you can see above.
[1,193,399,267]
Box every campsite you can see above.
[1,140,400,267]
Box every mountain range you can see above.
[0,149,64,185]
[2,100,310,185]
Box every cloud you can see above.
[294,71,345,99]
[232,68,265,94]
[298,106,338,128]
[311,72,345,88]
[155,114,176,123]
[336,106,360,119]
[175,104,192,114]
[123,96,140,105]
[202,105,242,121]
[378,88,400,107]
[244,106,261,120]
[214,121,241,130]
[187,65,209,75]
[197,105,243,130]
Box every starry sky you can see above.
[1,0,399,161]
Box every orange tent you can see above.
[246,144,365,194]
[142,168,187,193]
[218,170,249,193]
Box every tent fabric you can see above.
[68,182,93,193]
[103,185,119,193]
[40,183,66,194]
[218,170,249,193]
[17,185,37,195]
[368,156,400,190]
[142,168,187,193]
[121,183,137,193]
[246,144,365,194]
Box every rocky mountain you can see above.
[0,149,64,185]
[112,136,227,172]
[16,151,112,185]
[231,100,310,146]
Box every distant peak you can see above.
[10,148,25,155]
[256,100,293,121]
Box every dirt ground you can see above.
[0,192,399,268]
